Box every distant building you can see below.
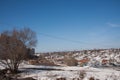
[102,59,109,65]
[28,48,35,56]
[78,58,90,66]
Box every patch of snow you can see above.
[19,64,120,80]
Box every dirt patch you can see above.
[22,67,63,71]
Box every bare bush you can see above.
[17,27,37,48]
[56,77,66,80]
[64,56,78,66]
[78,70,86,79]
[89,77,95,80]
[105,73,120,80]
[29,60,39,65]
[0,28,37,73]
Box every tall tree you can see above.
[0,28,37,73]
[17,27,37,48]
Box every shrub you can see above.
[29,60,39,65]
[56,77,66,80]
[78,70,86,79]
[64,56,78,66]
[89,77,95,80]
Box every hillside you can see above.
[38,48,120,67]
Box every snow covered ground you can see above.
[19,64,120,80]
[0,63,120,80]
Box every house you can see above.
[78,58,90,66]
[102,59,109,65]
[27,48,35,55]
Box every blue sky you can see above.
[0,0,120,52]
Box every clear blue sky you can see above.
[0,0,120,52]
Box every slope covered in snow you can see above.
[19,64,120,80]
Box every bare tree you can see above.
[0,28,37,73]
[17,27,37,48]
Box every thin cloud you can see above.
[107,22,120,27]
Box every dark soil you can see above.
[0,69,36,80]
[22,67,62,71]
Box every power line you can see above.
[37,32,117,48]
[0,21,90,44]
[0,22,117,47]
[38,32,89,44]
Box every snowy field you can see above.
[18,64,120,80]
[0,64,120,80]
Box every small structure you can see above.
[27,48,36,59]
[102,59,109,65]
[29,48,35,55]
[78,58,90,66]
